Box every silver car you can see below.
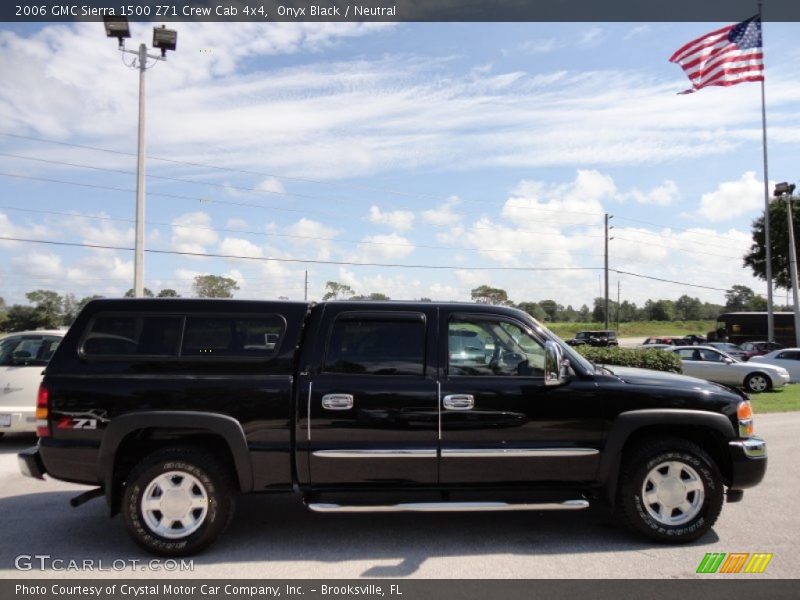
[669,345,790,393]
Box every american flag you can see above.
[669,16,764,94]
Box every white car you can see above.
[750,348,800,382]
[669,345,790,393]
[0,330,63,436]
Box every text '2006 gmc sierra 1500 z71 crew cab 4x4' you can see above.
[18,299,767,556]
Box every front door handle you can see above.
[443,394,474,410]
[321,393,354,410]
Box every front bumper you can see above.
[18,446,46,480]
[728,436,767,489]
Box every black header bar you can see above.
[5,0,800,23]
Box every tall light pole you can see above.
[774,182,800,347]
[103,17,177,298]
[604,214,614,329]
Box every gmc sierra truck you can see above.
[18,299,767,556]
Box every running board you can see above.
[305,500,589,513]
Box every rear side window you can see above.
[181,316,284,358]
[82,315,182,357]
[324,316,425,376]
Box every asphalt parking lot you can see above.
[0,412,797,579]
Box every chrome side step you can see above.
[305,500,589,513]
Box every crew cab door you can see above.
[301,305,439,487]
[438,311,604,485]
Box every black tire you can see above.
[744,372,772,394]
[617,437,724,544]
[121,446,235,556]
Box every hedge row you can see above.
[575,346,683,374]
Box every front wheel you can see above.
[121,446,235,556]
[744,372,771,393]
[617,437,723,543]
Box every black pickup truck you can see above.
[18,299,766,556]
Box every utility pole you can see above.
[304,270,308,301]
[776,183,800,346]
[604,214,613,329]
[616,279,621,331]
[104,18,177,297]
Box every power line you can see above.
[614,214,748,245]
[0,172,606,239]
[0,235,604,272]
[0,132,605,218]
[0,150,602,226]
[612,236,743,260]
[0,204,604,258]
[0,235,737,292]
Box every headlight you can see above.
[737,400,754,437]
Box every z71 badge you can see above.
[56,417,97,430]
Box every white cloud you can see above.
[368,205,415,231]
[627,180,680,206]
[11,250,63,279]
[218,237,264,259]
[255,177,286,195]
[284,218,339,260]
[422,196,462,226]
[696,171,764,222]
[171,211,219,255]
[356,233,414,261]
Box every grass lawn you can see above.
[752,383,800,413]
[546,321,716,339]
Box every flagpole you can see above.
[759,0,774,342]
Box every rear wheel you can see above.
[121,446,235,556]
[617,437,723,543]
[744,372,771,393]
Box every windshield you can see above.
[529,319,595,375]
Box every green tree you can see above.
[517,302,547,321]
[725,285,757,311]
[3,305,48,332]
[193,275,240,298]
[538,299,559,321]
[352,292,391,300]
[744,199,799,290]
[470,285,511,305]
[124,288,154,298]
[157,288,181,298]
[25,290,63,328]
[322,281,355,300]
[578,304,591,321]
[644,299,675,321]
[675,295,703,321]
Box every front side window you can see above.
[83,315,182,357]
[324,316,425,376]
[448,316,545,377]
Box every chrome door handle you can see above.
[321,393,354,410]
[443,394,474,410]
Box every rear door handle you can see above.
[321,394,354,410]
[443,394,474,410]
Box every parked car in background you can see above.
[683,334,707,345]
[669,346,790,393]
[642,336,684,346]
[749,348,800,382]
[706,342,749,361]
[637,343,672,351]
[740,341,783,361]
[0,330,63,437]
[566,330,618,347]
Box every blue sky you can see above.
[1,21,799,308]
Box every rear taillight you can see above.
[737,400,754,437]
[36,384,49,438]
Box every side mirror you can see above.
[724,357,734,364]
[544,340,569,386]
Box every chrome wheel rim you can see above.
[748,375,768,392]
[141,471,208,539]
[641,461,705,526]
